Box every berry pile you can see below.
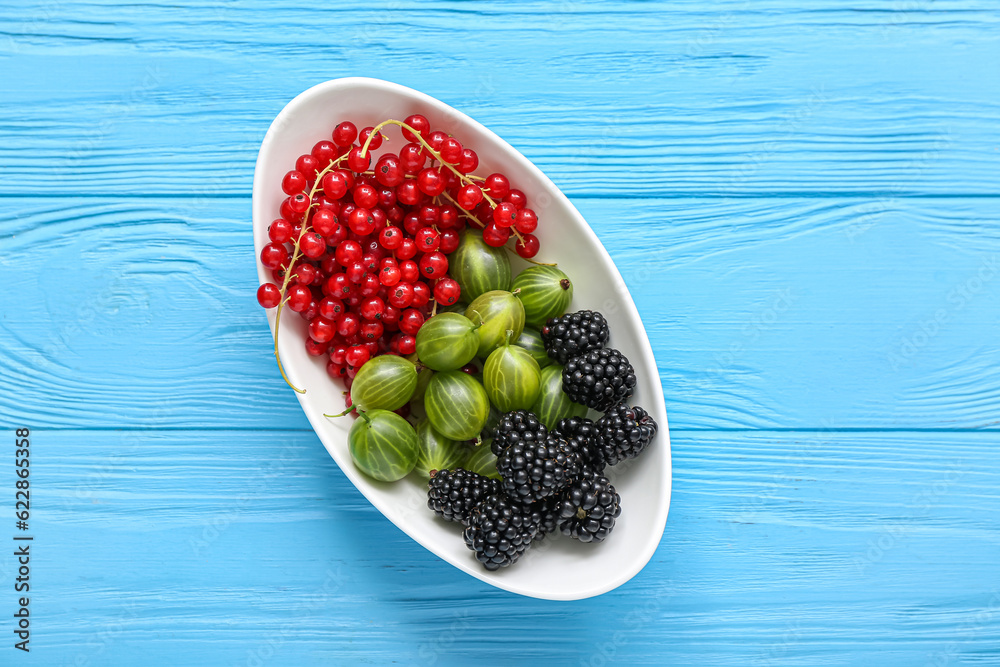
[427,310,658,571]
[255,114,545,391]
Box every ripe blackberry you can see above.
[558,471,621,543]
[562,348,637,412]
[541,310,610,365]
[596,404,658,466]
[497,434,581,503]
[518,495,561,541]
[463,494,537,570]
[555,416,606,471]
[427,468,502,525]
[489,409,547,456]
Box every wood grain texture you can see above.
[0,1,998,196]
[11,429,998,666]
[2,196,998,430]
[1,0,999,664]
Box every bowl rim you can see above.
[252,76,671,600]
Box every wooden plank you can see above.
[0,1,998,196]
[21,428,1000,665]
[1,195,998,430]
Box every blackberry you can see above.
[463,494,537,570]
[562,348,637,412]
[497,434,581,503]
[596,404,658,466]
[518,495,561,541]
[427,468,502,525]
[489,409,547,456]
[555,416,606,471]
[558,471,621,543]
[541,310,610,365]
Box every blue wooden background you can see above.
[1,1,999,665]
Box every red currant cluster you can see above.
[255,114,542,391]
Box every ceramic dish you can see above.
[252,77,671,600]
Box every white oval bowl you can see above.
[252,77,671,600]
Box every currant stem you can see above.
[504,246,556,266]
[273,152,349,394]
[360,119,494,205]
[323,406,356,419]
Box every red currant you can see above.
[288,192,310,215]
[336,312,361,337]
[319,296,345,320]
[396,334,416,355]
[296,154,320,179]
[515,233,540,258]
[312,140,338,166]
[324,273,352,298]
[374,154,404,187]
[346,261,366,284]
[311,208,338,236]
[396,180,422,206]
[411,281,431,308]
[483,223,510,247]
[335,240,362,266]
[282,170,307,195]
[382,304,400,330]
[269,218,293,243]
[287,284,312,312]
[348,207,376,235]
[299,300,319,321]
[433,278,461,306]
[400,142,425,174]
[456,183,483,210]
[399,259,420,283]
[439,229,460,254]
[360,320,384,341]
[359,126,383,150]
[325,222,348,246]
[483,173,510,199]
[306,338,329,356]
[420,251,448,279]
[359,272,381,297]
[309,316,337,343]
[398,308,425,335]
[417,167,446,196]
[380,263,401,286]
[256,283,281,308]
[348,146,371,172]
[300,232,326,259]
[415,227,441,252]
[327,360,347,380]
[388,282,414,308]
[505,189,527,210]
[457,148,479,174]
[322,171,349,199]
[386,204,404,225]
[403,212,424,236]
[426,130,447,153]
[440,137,463,164]
[332,121,357,148]
[353,183,378,209]
[418,204,440,226]
[493,202,518,228]
[439,204,460,230]
[345,345,370,368]
[379,226,403,250]
[260,243,289,270]
[515,208,537,234]
[402,114,430,142]
[397,237,418,260]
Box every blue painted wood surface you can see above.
[1,2,999,665]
